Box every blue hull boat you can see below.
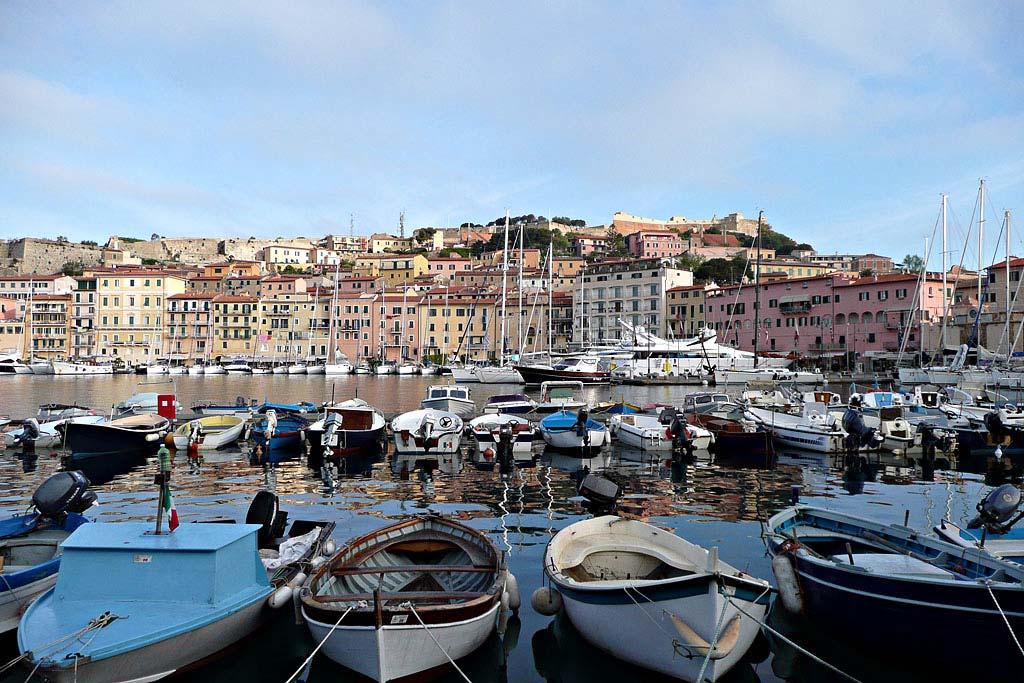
[257,401,318,416]
[767,506,1024,674]
[251,414,309,456]
[0,471,94,633]
[539,411,608,452]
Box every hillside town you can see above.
[0,207,1003,374]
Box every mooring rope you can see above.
[284,601,364,683]
[402,602,473,683]
[986,582,1024,657]
[694,595,731,681]
[0,612,125,680]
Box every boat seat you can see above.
[831,553,951,578]
[559,542,698,583]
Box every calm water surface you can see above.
[0,375,996,682]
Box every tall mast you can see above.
[401,285,408,360]
[547,241,553,358]
[978,180,985,313]
[753,211,762,369]
[327,263,340,363]
[1007,210,1013,358]
[499,211,509,363]
[517,223,525,357]
[941,194,948,357]
[579,262,586,347]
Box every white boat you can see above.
[300,515,511,683]
[473,365,524,384]
[3,415,105,449]
[420,385,475,418]
[716,367,822,385]
[203,363,226,375]
[251,366,271,375]
[167,365,187,375]
[396,362,420,375]
[324,360,354,375]
[144,363,168,375]
[50,361,113,376]
[375,361,397,375]
[539,410,608,451]
[187,364,205,375]
[171,415,247,450]
[271,364,288,375]
[305,363,326,375]
[28,360,54,375]
[533,381,587,415]
[468,414,536,465]
[741,388,794,410]
[746,403,845,453]
[609,414,712,451]
[449,364,480,383]
[544,516,770,682]
[483,394,536,415]
[0,353,32,374]
[353,361,372,375]
[287,363,307,375]
[391,409,463,455]
[224,360,252,374]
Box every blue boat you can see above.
[539,410,608,452]
[16,488,335,683]
[935,484,1024,563]
[256,400,318,416]
[0,472,94,633]
[251,412,309,460]
[767,505,1024,675]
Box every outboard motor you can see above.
[842,395,883,451]
[246,490,288,549]
[575,409,589,438]
[669,414,693,461]
[497,424,515,475]
[985,411,1013,443]
[968,484,1024,534]
[32,471,97,523]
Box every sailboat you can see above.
[476,212,525,383]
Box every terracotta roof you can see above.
[213,294,258,303]
[169,291,217,300]
[0,274,65,281]
[32,294,71,301]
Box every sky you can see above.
[1,1,1022,266]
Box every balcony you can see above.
[779,302,812,314]
[884,341,918,352]
[807,342,846,351]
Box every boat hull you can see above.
[473,366,524,384]
[324,363,353,375]
[64,421,168,458]
[449,367,479,383]
[51,362,113,375]
[540,427,607,451]
[514,365,610,385]
[421,397,475,419]
[305,602,498,682]
[392,430,462,455]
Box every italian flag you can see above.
[163,487,179,531]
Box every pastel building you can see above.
[626,230,685,259]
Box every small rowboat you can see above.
[543,516,770,682]
[172,415,247,450]
[300,515,516,682]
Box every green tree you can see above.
[694,256,751,284]
[901,254,926,273]
[61,260,84,276]
[605,229,628,257]
[413,227,436,245]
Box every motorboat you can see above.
[715,367,823,385]
[740,388,794,411]
[800,390,844,408]
[851,404,919,454]
[171,415,247,451]
[934,485,1024,564]
[251,410,309,456]
[375,361,397,375]
[113,391,178,416]
[51,360,114,375]
[591,399,641,416]
[203,363,226,375]
[745,403,845,453]
[307,399,386,458]
[482,394,536,415]
[3,415,105,449]
[18,493,334,683]
[391,409,463,455]
[37,403,94,421]
[300,515,513,683]
[64,414,171,460]
[539,410,608,452]
[224,359,253,374]
[533,381,587,415]
[688,411,776,468]
[468,414,536,467]
[353,360,373,375]
[767,505,1024,675]
[0,353,32,374]
[28,360,54,374]
[305,362,326,375]
[514,356,610,385]
[420,384,475,419]
[609,414,711,451]
[256,400,318,417]
[396,361,421,375]
[681,392,733,415]
[473,365,524,384]
[543,515,770,682]
[0,472,95,633]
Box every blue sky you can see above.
[1,1,1022,265]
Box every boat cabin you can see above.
[682,392,731,414]
[426,385,470,402]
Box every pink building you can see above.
[259,276,307,297]
[426,255,473,275]
[572,235,610,258]
[626,230,685,259]
[705,273,947,362]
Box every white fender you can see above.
[505,572,521,614]
[772,553,804,614]
[287,571,307,589]
[530,587,562,616]
[322,539,336,556]
[310,555,326,569]
[269,585,293,609]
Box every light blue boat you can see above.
[539,410,609,452]
[19,522,273,683]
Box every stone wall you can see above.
[0,238,105,275]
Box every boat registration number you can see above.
[133,554,153,564]
[390,615,409,624]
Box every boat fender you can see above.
[772,552,804,614]
[145,433,161,442]
[505,572,521,614]
[322,539,336,556]
[483,447,495,460]
[287,571,307,589]
[269,585,293,609]
[530,587,562,616]
[310,555,326,569]
[668,613,742,660]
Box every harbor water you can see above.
[0,375,998,682]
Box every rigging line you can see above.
[896,209,941,365]
[283,602,362,683]
[986,582,1024,658]
[403,602,473,683]
[722,233,756,337]
[937,200,977,351]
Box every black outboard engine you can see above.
[575,410,590,447]
[246,490,288,549]
[842,396,883,451]
[497,424,515,475]
[32,471,97,523]
[968,484,1024,534]
[669,415,693,461]
[985,411,1013,443]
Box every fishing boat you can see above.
[539,410,608,452]
[256,400,318,417]
[468,414,536,467]
[307,399,386,457]
[17,493,334,683]
[171,415,247,450]
[591,399,642,416]
[0,472,95,633]
[767,505,1024,674]
[251,410,309,455]
[745,403,845,453]
[300,515,514,683]
[688,413,776,468]
[391,409,463,455]
[609,414,711,451]
[515,356,610,385]
[64,414,171,459]
[482,393,536,415]
[533,381,588,415]
[542,515,771,682]
[420,384,475,418]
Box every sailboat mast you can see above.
[401,286,408,360]
[517,223,525,357]
[327,264,339,363]
[753,211,762,369]
[978,180,985,313]
[499,211,509,363]
[1007,210,1013,358]
[941,194,948,355]
[547,241,553,358]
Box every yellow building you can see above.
[369,233,414,253]
[352,254,428,284]
[166,291,216,362]
[260,290,322,362]
[211,294,259,359]
[752,259,837,280]
[94,270,186,363]
[29,294,72,361]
